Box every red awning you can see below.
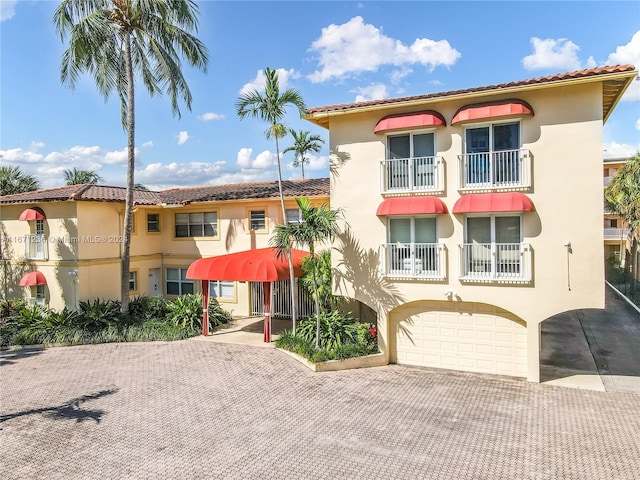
[377,196,448,216]
[374,111,446,133]
[452,192,534,213]
[186,247,309,282]
[18,207,46,221]
[19,271,47,286]
[451,99,534,125]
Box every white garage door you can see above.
[390,303,527,377]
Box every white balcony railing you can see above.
[459,243,531,282]
[26,297,46,307]
[604,228,629,240]
[458,149,531,190]
[24,234,48,260]
[381,243,446,279]
[380,156,444,194]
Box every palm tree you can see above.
[236,67,306,332]
[63,167,103,185]
[0,166,40,196]
[54,0,208,312]
[271,197,342,348]
[605,153,640,276]
[283,129,324,179]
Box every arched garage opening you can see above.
[389,300,527,378]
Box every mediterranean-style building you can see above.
[603,156,631,265]
[305,64,637,382]
[0,179,329,316]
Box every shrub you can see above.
[297,310,359,350]
[78,299,122,331]
[167,294,203,330]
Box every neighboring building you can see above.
[0,179,329,315]
[603,156,631,264]
[305,65,637,382]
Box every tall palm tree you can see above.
[63,167,103,185]
[271,197,342,348]
[54,0,208,312]
[236,68,306,332]
[0,166,40,196]
[283,129,324,179]
[605,153,640,276]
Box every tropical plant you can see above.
[54,0,208,313]
[270,197,342,348]
[0,166,39,196]
[63,167,103,185]
[283,129,324,179]
[296,311,358,351]
[605,153,640,276]
[166,294,231,332]
[300,249,340,312]
[236,67,306,333]
[78,298,122,331]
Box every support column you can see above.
[263,281,271,342]
[201,279,209,336]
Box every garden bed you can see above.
[277,347,386,372]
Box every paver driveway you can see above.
[1,340,639,480]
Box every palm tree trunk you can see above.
[120,33,135,314]
[274,131,298,334]
[301,155,305,180]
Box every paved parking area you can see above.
[1,341,639,480]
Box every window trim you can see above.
[386,128,437,160]
[146,212,161,234]
[129,270,139,293]
[246,207,269,234]
[174,210,219,240]
[285,208,303,225]
[165,267,195,296]
[209,280,236,303]
[462,120,522,155]
[464,213,523,244]
[387,215,438,244]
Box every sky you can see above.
[1,1,639,191]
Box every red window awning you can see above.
[376,196,448,216]
[19,271,47,286]
[451,99,534,125]
[18,207,46,221]
[374,111,446,133]
[452,192,534,213]
[186,247,309,282]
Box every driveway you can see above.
[1,341,639,480]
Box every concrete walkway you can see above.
[540,284,640,393]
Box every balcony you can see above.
[459,243,531,282]
[604,228,629,240]
[381,243,446,279]
[24,234,48,260]
[458,149,531,190]
[380,156,444,194]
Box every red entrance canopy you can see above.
[19,207,46,221]
[451,99,534,125]
[374,110,446,133]
[376,196,448,216]
[19,271,47,286]
[452,192,535,213]
[186,247,309,282]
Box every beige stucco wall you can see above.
[327,82,605,381]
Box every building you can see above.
[0,179,329,315]
[305,65,637,382]
[603,156,631,264]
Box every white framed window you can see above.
[386,132,437,190]
[463,121,521,186]
[387,216,438,275]
[286,208,303,224]
[147,213,160,232]
[175,212,217,237]
[166,268,194,295]
[249,209,266,231]
[129,271,137,291]
[209,280,234,300]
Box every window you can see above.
[387,217,438,274]
[129,271,137,291]
[249,209,266,231]
[286,208,303,224]
[463,122,521,186]
[610,219,618,228]
[175,212,217,237]
[147,213,160,232]
[166,268,194,295]
[386,132,436,190]
[209,280,234,300]
[465,215,522,276]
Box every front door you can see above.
[148,268,160,296]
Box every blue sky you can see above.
[1,1,639,191]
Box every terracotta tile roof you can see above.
[0,178,330,206]
[306,65,637,118]
[158,178,329,204]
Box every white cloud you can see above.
[352,84,388,102]
[308,16,460,83]
[522,37,582,71]
[288,154,330,174]
[236,147,278,169]
[142,140,154,148]
[240,68,301,95]
[636,118,640,131]
[177,131,190,145]
[198,112,225,121]
[0,0,17,22]
[0,147,44,163]
[606,31,640,102]
[136,161,226,190]
[603,141,640,159]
